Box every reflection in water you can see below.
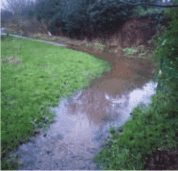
[10,53,158,170]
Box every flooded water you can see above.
[9,45,158,170]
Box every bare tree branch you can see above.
[118,0,178,7]
[1,0,177,16]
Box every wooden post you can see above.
[48,31,52,36]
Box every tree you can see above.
[1,9,13,27]
[116,0,178,7]
[1,0,38,15]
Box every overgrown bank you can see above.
[93,4,178,170]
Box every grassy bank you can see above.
[93,89,178,170]
[92,18,178,169]
[92,7,178,169]
[1,34,177,170]
[1,35,111,170]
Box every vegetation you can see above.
[1,35,111,170]
[1,9,13,27]
[93,90,178,170]
[34,0,174,41]
[93,0,178,170]
[1,0,178,170]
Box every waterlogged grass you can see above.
[2,35,177,170]
[1,35,111,170]
[93,90,178,170]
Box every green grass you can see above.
[1,35,178,170]
[93,90,178,170]
[1,35,111,170]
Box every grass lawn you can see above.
[1,35,111,170]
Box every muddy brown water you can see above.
[8,41,158,170]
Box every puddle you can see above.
[8,47,158,170]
